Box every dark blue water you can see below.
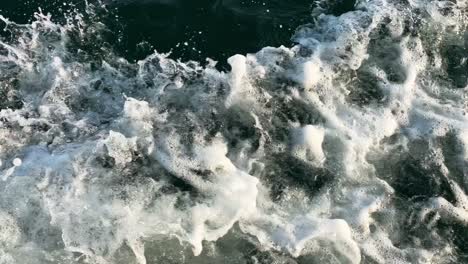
[0,0,355,67]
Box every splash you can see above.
[0,0,467,263]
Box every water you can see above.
[1,0,315,67]
[0,0,467,263]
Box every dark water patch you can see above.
[223,105,262,151]
[265,154,334,201]
[393,157,455,202]
[439,132,468,194]
[109,0,312,68]
[0,83,23,111]
[0,0,313,69]
[275,98,325,126]
[442,43,468,88]
[312,0,356,17]
[437,221,468,263]
[369,137,457,203]
[347,68,386,106]
[0,0,81,23]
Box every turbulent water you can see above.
[0,0,467,263]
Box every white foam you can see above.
[301,58,322,90]
[12,158,22,167]
[104,131,137,167]
[225,54,248,107]
[0,0,467,263]
[459,130,468,160]
[291,125,326,166]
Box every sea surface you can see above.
[0,0,467,263]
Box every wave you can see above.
[0,0,467,263]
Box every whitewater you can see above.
[0,0,467,263]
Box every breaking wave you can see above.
[0,0,467,263]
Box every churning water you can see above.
[0,0,467,263]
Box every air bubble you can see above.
[12,159,21,167]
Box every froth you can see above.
[0,0,467,263]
